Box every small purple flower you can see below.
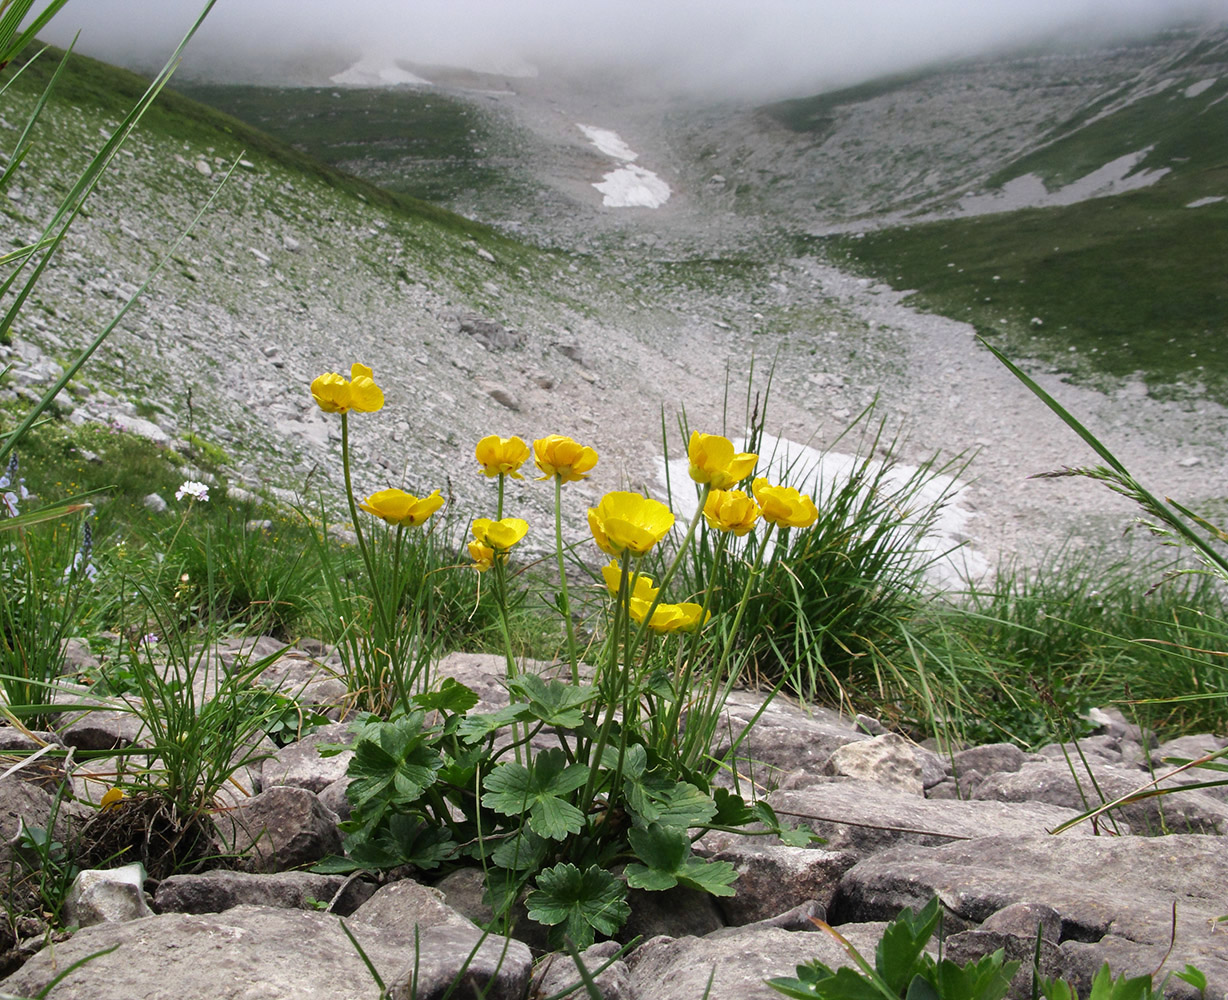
[63,522,98,583]
[0,453,29,518]
[175,480,210,503]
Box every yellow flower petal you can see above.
[588,492,674,556]
[688,432,757,490]
[752,478,819,529]
[468,539,494,572]
[310,364,384,414]
[472,516,529,551]
[475,435,531,479]
[703,488,762,536]
[360,488,444,527]
[601,560,658,602]
[534,435,599,483]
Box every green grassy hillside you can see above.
[816,63,1228,399]
[178,84,523,207]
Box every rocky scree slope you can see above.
[1,642,1226,999]
[4,40,1228,570]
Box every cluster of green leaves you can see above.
[768,897,1207,1000]
[769,898,1018,1000]
[667,389,967,710]
[320,671,814,948]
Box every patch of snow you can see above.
[577,124,670,208]
[960,148,1169,215]
[594,165,671,208]
[1186,196,1225,208]
[656,433,988,589]
[331,55,430,87]
[577,125,638,162]
[1184,78,1217,98]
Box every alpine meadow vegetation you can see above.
[1,1,1226,995]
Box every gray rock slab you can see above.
[766,779,1090,855]
[0,904,435,1000]
[707,843,857,925]
[714,692,867,789]
[154,869,374,916]
[350,880,533,999]
[822,733,926,795]
[213,785,341,872]
[261,722,355,793]
[532,941,631,1000]
[64,863,152,927]
[971,759,1228,834]
[834,833,1228,997]
[624,923,889,1000]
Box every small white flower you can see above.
[175,480,210,503]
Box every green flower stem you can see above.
[663,529,731,753]
[340,411,407,712]
[713,521,777,682]
[552,475,580,684]
[626,483,711,665]
[581,550,631,813]
[490,552,523,764]
[496,473,505,520]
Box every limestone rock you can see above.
[822,733,926,795]
[350,880,533,998]
[707,843,856,925]
[834,834,1228,998]
[214,785,341,872]
[64,863,152,928]
[767,779,1090,856]
[154,870,374,916]
[261,722,355,793]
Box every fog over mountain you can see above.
[34,0,1228,96]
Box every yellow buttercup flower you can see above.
[588,491,675,557]
[310,363,385,414]
[472,517,529,551]
[687,432,757,490]
[468,539,495,573]
[534,435,598,483]
[703,488,761,536]
[601,560,659,603]
[475,435,531,479]
[359,488,445,527]
[629,599,709,634]
[752,477,819,528]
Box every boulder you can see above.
[349,880,533,998]
[154,870,374,916]
[214,785,341,872]
[0,903,510,1000]
[834,833,1228,998]
[63,863,152,927]
[706,843,857,925]
[766,779,1091,855]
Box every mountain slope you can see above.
[5,34,1228,575]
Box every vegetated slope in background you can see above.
[177,84,531,210]
[1,41,604,509]
[670,31,1202,225]
[807,33,1228,401]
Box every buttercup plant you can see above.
[328,423,818,947]
[307,362,446,715]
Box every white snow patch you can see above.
[960,148,1169,215]
[1184,78,1217,98]
[594,165,671,208]
[656,433,988,590]
[331,55,430,87]
[577,125,638,162]
[577,124,670,208]
[1186,196,1225,208]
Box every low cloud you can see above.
[33,0,1228,98]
